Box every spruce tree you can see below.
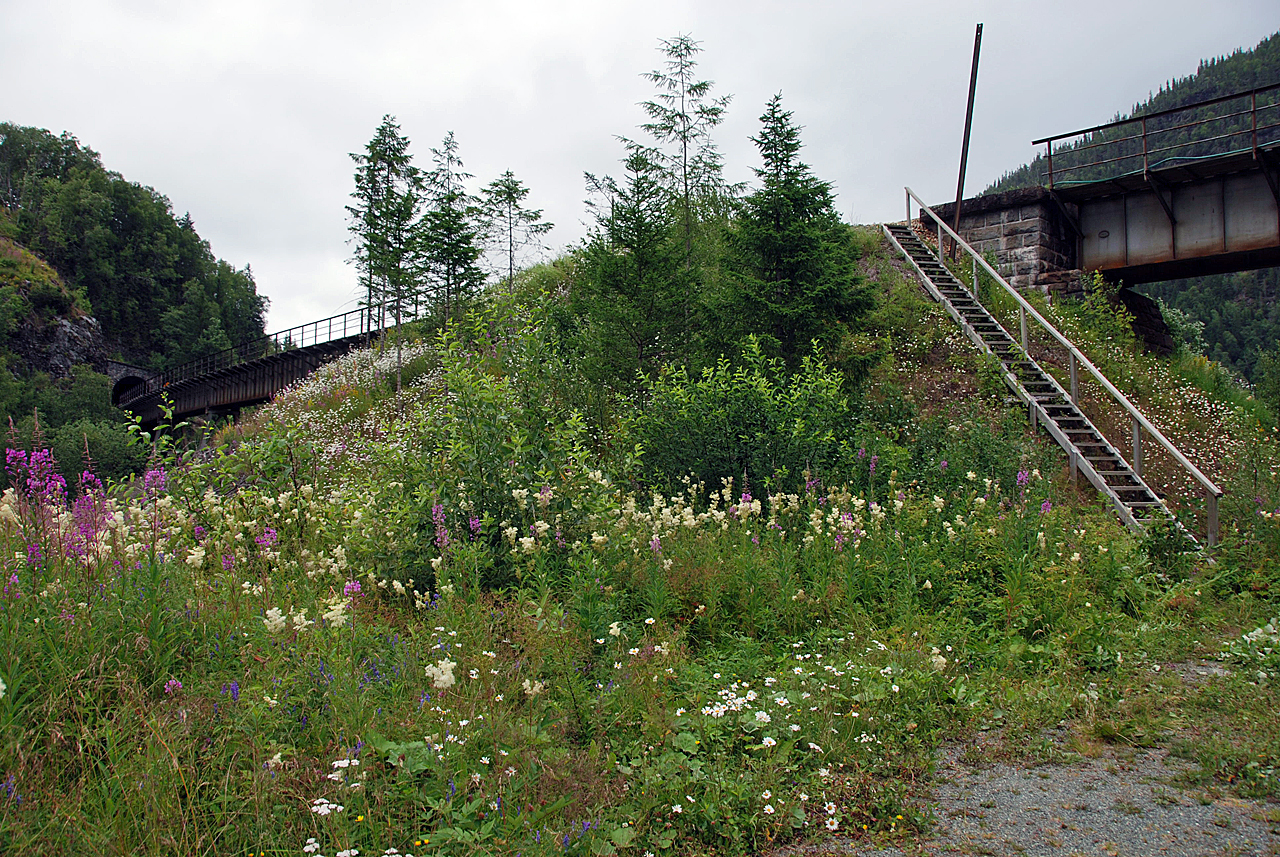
[725,94,871,366]
[421,132,485,323]
[576,144,688,385]
[638,34,733,264]
[481,170,552,291]
[347,115,423,331]
[347,115,424,390]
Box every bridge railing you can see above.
[906,187,1224,546]
[1032,82,1280,188]
[118,304,385,407]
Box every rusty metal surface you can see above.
[1078,168,1280,276]
[1033,83,1280,189]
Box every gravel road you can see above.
[785,742,1280,856]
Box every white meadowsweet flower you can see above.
[263,607,287,634]
[425,657,457,689]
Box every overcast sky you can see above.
[3,1,1276,330]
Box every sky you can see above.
[3,0,1276,331]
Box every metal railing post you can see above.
[1141,116,1149,175]
[1020,306,1028,352]
[906,189,911,225]
[1253,91,1259,158]
[1069,353,1079,404]
[972,257,979,300]
[1132,419,1142,479]
[1207,490,1219,547]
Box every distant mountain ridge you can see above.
[984,31,1280,195]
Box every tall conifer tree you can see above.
[481,171,552,291]
[726,95,871,366]
[421,132,485,323]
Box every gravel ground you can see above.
[784,744,1280,857]
[779,663,1280,857]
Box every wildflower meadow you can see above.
[1,248,1279,856]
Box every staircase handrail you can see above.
[904,187,1223,533]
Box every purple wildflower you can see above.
[1040,499,1052,514]
[222,554,235,571]
[143,467,167,495]
[433,504,450,551]
[254,527,279,548]
[1016,469,1030,488]
[164,678,183,695]
[649,534,662,554]
[344,579,362,599]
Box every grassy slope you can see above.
[0,232,1277,857]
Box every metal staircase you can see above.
[883,220,1195,544]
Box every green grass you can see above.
[1,241,1278,856]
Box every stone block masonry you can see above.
[925,187,1081,294]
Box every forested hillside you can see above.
[0,123,270,484]
[981,31,1280,389]
[0,123,268,369]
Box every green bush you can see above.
[632,337,859,493]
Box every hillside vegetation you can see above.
[0,226,1277,856]
[1,34,1279,857]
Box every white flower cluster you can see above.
[326,755,362,788]
[310,797,344,816]
[425,657,457,689]
[1223,618,1280,680]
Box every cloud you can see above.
[3,0,1274,328]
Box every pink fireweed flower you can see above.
[164,678,183,695]
[432,503,450,550]
[143,467,167,495]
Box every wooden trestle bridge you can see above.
[113,305,386,428]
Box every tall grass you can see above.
[0,252,1277,856]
